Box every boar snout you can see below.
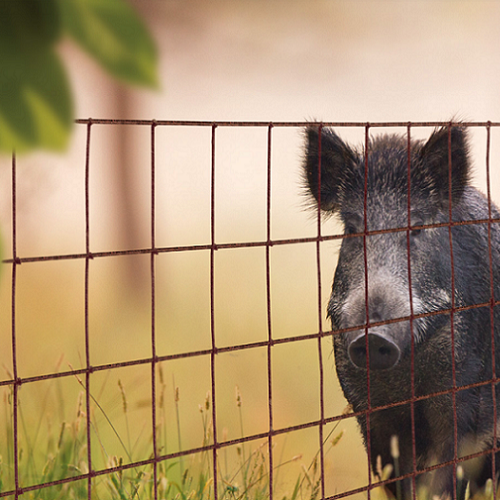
[348,330,401,370]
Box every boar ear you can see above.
[419,126,470,203]
[303,127,356,212]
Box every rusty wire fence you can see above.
[2,119,500,500]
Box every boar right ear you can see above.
[303,127,356,212]
[418,126,470,203]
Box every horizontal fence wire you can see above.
[73,119,500,128]
[6,218,500,264]
[3,119,500,499]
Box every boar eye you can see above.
[410,228,422,237]
[343,214,363,236]
[345,223,358,235]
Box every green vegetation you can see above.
[0,369,344,500]
[2,365,499,500]
[0,0,158,154]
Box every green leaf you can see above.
[0,0,72,153]
[0,47,73,153]
[58,0,159,88]
[0,0,62,51]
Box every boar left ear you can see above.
[419,126,470,203]
[303,126,357,213]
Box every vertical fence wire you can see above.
[150,121,159,500]
[363,123,373,500]
[447,123,459,500]
[11,152,19,499]
[315,124,326,499]
[210,124,219,500]
[266,123,275,500]
[84,120,93,499]
[406,124,418,500]
[485,121,497,499]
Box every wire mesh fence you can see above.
[2,119,500,500]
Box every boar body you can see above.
[304,126,500,499]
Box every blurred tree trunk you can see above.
[114,83,149,297]
[112,1,159,298]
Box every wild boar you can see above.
[304,124,500,499]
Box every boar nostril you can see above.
[348,333,401,370]
[378,345,391,357]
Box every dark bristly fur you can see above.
[303,125,500,500]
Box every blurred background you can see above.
[1,0,500,497]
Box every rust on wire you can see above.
[84,119,93,500]
[363,123,374,500]
[5,216,500,265]
[266,123,275,500]
[446,122,459,500]
[74,118,500,128]
[150,120,159,500]
[406,124,418,500]
[11,153,20,500]
[316,123,327,500]
[210,123,219,500]
[485,121,498,499]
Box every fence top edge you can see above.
[74,119,500,128]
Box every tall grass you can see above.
[2,366,497,500]
[0,366,344,500]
